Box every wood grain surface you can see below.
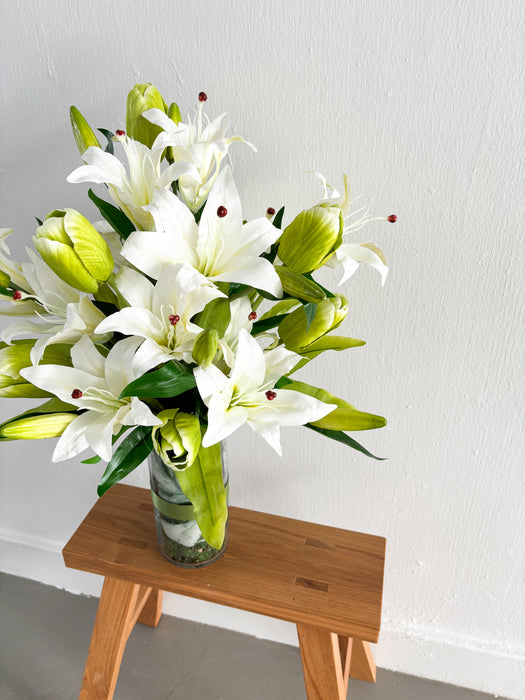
[63,484,386,642]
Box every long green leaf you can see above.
[252,313,289,334]
[97,426,153,496]
[306,424,386,460]
[88,189,135,239]
[176,440,228,549]
[273,205,285,229]
[120,361,196,399]
[97,128,115,154]
[303,302,317,331]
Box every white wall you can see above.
[1,1,524,697]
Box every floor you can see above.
[0,573,502,700]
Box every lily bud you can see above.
[278,295,348,353]
[126,83,168,148]
[0,270,10,288]
[70,106,101,156]
[274,266,326,303]
[152,409,202,470]
[34,209,114,294]
[0,412,76,440]
[168,101,182,125]
[192,328,219,368]
[0,342,72,398]
[278,203,343,273]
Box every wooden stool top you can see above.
[63,484,385,642]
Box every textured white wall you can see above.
[1,1,524,697]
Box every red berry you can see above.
[248,311,257,321]
[265,390,277,401]
[71,389,83,399]
[115,129,126,137]
[12,290,22,300]
[387,214,397,223]
[217,206,228,218]
[169,314,180,325]
[267,207,276,216]
[198,92,208,102]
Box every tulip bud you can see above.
[34,209,114,294]
[126,83,168,148]
[192,328,219,368]
[70,106,101,156]
[278,295,348,353]
[278,203,344,273]
[0,412,76,440]
[152,409,202,470]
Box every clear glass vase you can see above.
[148,444,229,568]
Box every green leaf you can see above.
[82,455,102,464]
[251,313,289,334]
[35,217,43,226]
[275,376,293,389]
[176,440,228,549]
[306,424,386,460]
[119,361,196,399]
[260,242,279,264]
[303,302,317,331]
[273,206,285,229]
[88,189,135,240]
[97,426,153,496]
[97,128,115,155]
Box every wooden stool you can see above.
[63,484,386,700]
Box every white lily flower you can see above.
[121,165,282,297]
[20,335,162,462]
[0,249,110,364]
[315,173,389,286]
[67,132,200,230]
[194,329,336,455]
[143,101,255,212]
[95,263,225,365]
[217,296,254,368]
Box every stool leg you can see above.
[79,576,153,700]
[137,588,163,627]
[349,638,377,682]
[297,623,348,700]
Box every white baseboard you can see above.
[1,533,523,699]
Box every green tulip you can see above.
[0,412,76,440]
[0,342,72,398]
[126,83,168,148]
[152,409,202,470]
[34,209,114,294]
[70,106,101,156]
[192,328,219,368]
[278,203,343,273]
[278,295,349,353]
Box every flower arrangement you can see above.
[0,83,395,552]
